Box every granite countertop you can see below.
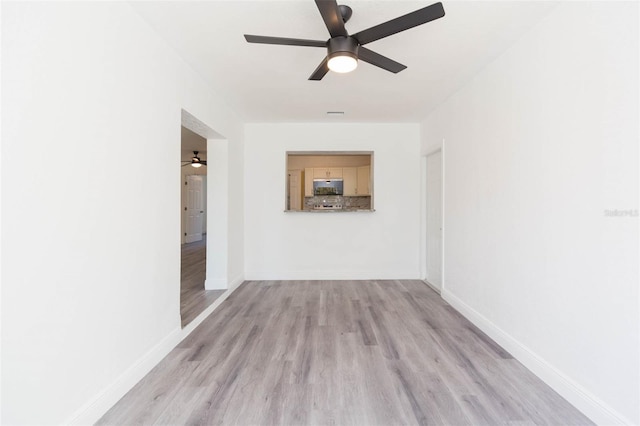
[285,209,375,213]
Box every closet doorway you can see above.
[425,149,443,292]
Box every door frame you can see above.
[181,109,229,291]
[421,143,445,293]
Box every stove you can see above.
[313,204,343,210]
[313,196,343,210]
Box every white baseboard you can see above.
[442,289,633,426]
[422,279,441,294]
[64,326,183,425]
[65,279,245,425]
[204,278,227,290]
[244,271,421,281]
[227,273,245,291]
[182,277,244,335]
[205,273,244,290]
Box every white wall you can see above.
[245,123,421,280]
[206,138,231,290]
[421,2,638,424]
[1,2,243,424]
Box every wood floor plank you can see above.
[98,280,594,426]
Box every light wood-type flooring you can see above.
[99,280,593,425]
[181,237,224,327]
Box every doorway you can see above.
[180,120,225,327]
[425,149,443,292]
[181,126,209,326]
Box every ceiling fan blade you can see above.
[352,2,445,45]
[309,57,330,80]
[357,47,407,73]
[244,34,326,48]
[315,0,348,38]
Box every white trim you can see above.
[64,281,245,425]
[63,326,183,425]
[181,279,244,334]
[424,146,442,157]
[204,278,228,290]
[205,138,229,291]
[424,146,444,292]
[422,279,441,295]
[442,289,633,426]
[244,271,421,281]
[441,139,446,293]
[205,273,244,294]
[227,273,245,291]
[420,156,428,281]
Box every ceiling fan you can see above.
[182,151,207,168]
[244,0,445,80]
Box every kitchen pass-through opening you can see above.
[286,151,374,212]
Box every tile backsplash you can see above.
[303,196,371,210]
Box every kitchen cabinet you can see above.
[305,166,368,196]
[313,167,343,179]
[304,168,314,197]
[357,165,371,196]
[342,167,357,196]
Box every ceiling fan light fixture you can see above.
[328,53,358,73]
[190,150,203,168]
[327,36,359,74]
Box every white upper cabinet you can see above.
[313,168,343,179]
[357,166,371,196]
[342,167,357,196]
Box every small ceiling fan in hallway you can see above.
[182,151,207,168]
[244,0,445,80]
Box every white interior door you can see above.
[426,150,443,291]
[185,175,204,243]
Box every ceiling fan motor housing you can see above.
[338,5,353,23]
[327,36,359,62]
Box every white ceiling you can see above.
[131,1,557,123]
[181,126,207,160]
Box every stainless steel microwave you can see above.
[313,179,344,196]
